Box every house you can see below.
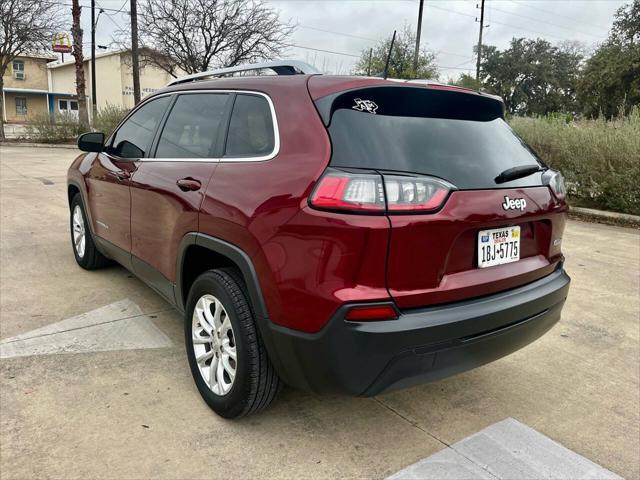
[1,54,76,124]
[48,49,179,113]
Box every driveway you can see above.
[1,145,638,479]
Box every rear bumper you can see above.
[264,267,570,396]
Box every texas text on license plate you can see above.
[477,226,520,268]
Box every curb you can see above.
[569,206,640,229]
[0,142,77,150]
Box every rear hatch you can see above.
[311,81,567,309]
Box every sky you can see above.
[64,0,627,81]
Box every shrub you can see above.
[510,107,640,215]
[24,112,84,143]
[94,104,129,137]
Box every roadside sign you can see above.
[52,32,72,53]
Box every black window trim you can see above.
[105,89,280,163]
[104,94,173,162]
[149,91,234,160]
[221,92,277,160]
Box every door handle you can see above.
[176,177,202,192]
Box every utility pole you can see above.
[475,0,486,82]
[366,48,372,76]
[413,0,424,78]
[383,30,396,80]
[130,0,141,105]
[71,0,89,129]
[91,0,97,121]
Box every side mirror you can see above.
[78,132,105,152]
[114,140,144,159]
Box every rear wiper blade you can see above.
[495,164,542,184]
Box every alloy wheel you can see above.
[72,205,86,258]
[192,294,237,395]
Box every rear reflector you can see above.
[345,304,398,321]
[310,169,455,214]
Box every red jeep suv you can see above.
[68,61,570,418]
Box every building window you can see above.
[15,97,27,116]
[12,60,25,80]
[58,99,79,113]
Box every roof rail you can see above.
[167,60,321,86]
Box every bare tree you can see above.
[71,0,89,129]
[122,0,294,77]
[0,0,64,139]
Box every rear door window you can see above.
[224,94,275,158]
[110,96,170,159]
[319,87,544,189]
[155,93,230,158]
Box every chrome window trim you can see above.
[131,89,280,164]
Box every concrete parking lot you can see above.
[1,145,639,479]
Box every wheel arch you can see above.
[68,183,81,207]
[176,233,270,322]
[67,180,96,237]
[177,233,295,388]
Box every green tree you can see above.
[479,38,583,116]
[353,25,438,79]
[578,0,640,118]
[450,73,481,90]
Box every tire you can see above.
[185,269,281,418]
[70,193,110,270]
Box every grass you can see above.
[510,107,640,215]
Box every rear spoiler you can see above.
[387,78,502,101]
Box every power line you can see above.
[441,65,474,71]
[507,0,610,32]
[287,44,360,58]
[488,18,564,39]
[490,5,605,38]
[297,25,377,42]
[435,51,473,59]
[95,0,126,31]
[55,1,129,13]
[429,4,476,19]
[105,0,128,15]
[298,21,473,63]
[428,4,567,40]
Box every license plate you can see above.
[477,226,520,268]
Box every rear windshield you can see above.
[319,87,545,189]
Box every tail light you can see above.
[309,170,385,212]
[543,170,567,200]
[310,168,454,214]
[384,175,454,212]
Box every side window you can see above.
[225,94,275,157]
[110,96,170,159]
[156,93,229,158]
